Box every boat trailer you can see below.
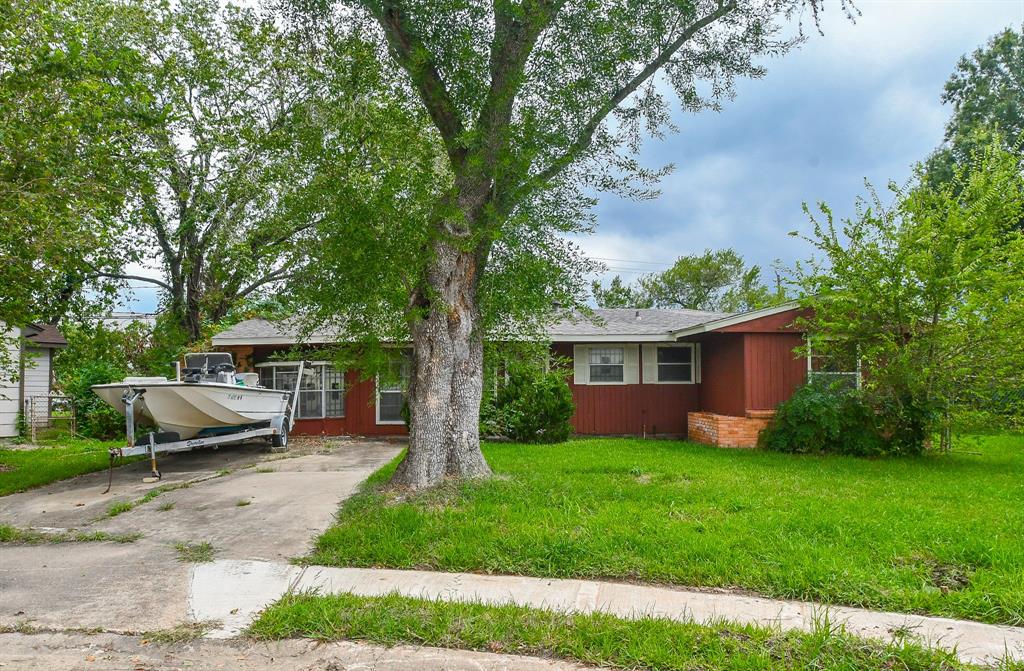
[103,361,307,491]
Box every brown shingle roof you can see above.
[24,323,67,347]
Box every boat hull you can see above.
[91,379,165,426]
[139,382,290,439]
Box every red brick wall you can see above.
[687,411,773,448]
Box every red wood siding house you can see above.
[210,303,810,447]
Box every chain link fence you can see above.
[953,381,1024,433]
[24,394,75,442]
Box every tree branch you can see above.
[522,1,736,196]
[235,267,293,300]
[366,0,467,170]
[476,0,566,171]
[91,271,173,291]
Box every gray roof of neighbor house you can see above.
[212,308,732,346]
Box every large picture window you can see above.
[589,347,624,383]
[377,353,411,424]
[257,363,345,419]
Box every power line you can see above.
[590,256,675,267]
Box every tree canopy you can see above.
[925,26,1023,192]
[792,141,1024,446]
[285,0,847,487]
[101,0,391,343]
[0,0,147,329]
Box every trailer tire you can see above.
[270,423,289,451]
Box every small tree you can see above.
[792,141,1024,449]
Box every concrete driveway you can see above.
[0,439,402,633]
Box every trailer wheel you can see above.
[270,422,289,451]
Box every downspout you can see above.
[17,329,25,420]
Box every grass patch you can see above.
[104,480,196,519]
[174,541,215,563]
[0,523,141,544]
[157,501,176,512]
[105,485,166,517]
[141,620,217,643]
[254,467,275,473]
[105,500,135,517]
[249,592,980,671]
[235,499,251,507]
[310,435,1024,626]
[0,435,130,496]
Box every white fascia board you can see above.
[669,301,802,339]
[211,336,299,346]
[216,333,683,346]
[549,333,679,343]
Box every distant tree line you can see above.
[591,248,786,313]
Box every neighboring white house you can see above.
[0,323,67,438]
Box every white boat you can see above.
[92,353,292,440]
[92,377,166,426]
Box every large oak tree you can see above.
[290,0,849,488]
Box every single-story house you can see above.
[0,323,68,438]
[210,302,811,447]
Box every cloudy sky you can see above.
[579,0,1024,290]
[118,0,1024,312]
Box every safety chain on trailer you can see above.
[103,448,123,495]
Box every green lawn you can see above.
[249,592,985,671]
[0,434,124,496]
[309,435,1024,626]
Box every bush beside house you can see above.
[482,362,574,444]
[759,383,930,456]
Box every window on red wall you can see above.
[377,352,410,424]
[589,347,624,382]
[257,363,345,419]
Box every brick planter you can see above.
[688,411,774,448]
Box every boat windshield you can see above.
[184,352,234,372]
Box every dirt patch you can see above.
[0,463,14,472]
[896,555,973,593]
[930,562,972,593]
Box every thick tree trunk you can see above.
[391,237,492,489]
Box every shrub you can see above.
[63,361,127,439]
[488,365,575,443]
[759,383,929,457]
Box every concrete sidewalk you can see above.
[0,631,583,670]
[190,559,1024,667]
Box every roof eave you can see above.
[548,333,680,342]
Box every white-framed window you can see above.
[256,362,345,419]
[641,343,700,384]
[589,347,624,383]
[573,344,639,385]
[376,353,411,425]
